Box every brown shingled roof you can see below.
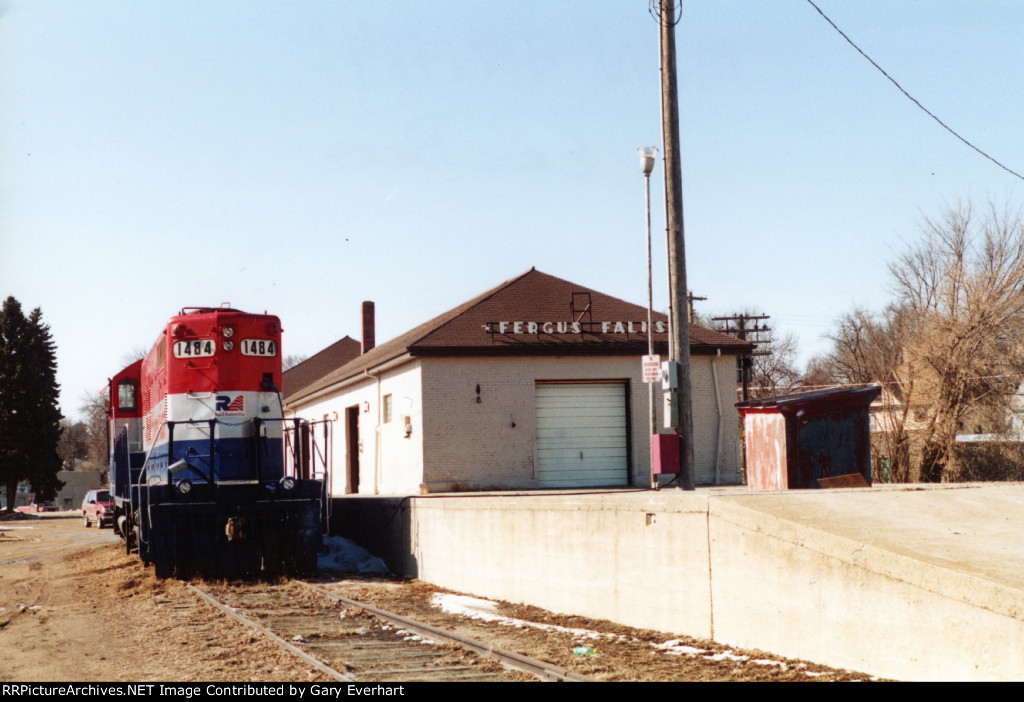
[282,335,361,399]
[286,268,752,405]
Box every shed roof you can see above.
[736,385,883,415]
[286,268,752,406]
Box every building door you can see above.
[535,382,630,487]
[346,405,360,494]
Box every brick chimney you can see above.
[361,301,375,354]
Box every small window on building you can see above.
[118,381,137,412]
[383,394,393,423]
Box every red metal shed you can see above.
[736,386,882,490]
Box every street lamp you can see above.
[639,146,658,488]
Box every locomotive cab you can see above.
[107,359,145,537]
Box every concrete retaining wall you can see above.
[330,485,1024,681]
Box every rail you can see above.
[188,582,593,683]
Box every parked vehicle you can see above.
[15,502,58,513]
[81,489,113,528]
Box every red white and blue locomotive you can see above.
[107,306,328,578]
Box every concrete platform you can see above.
[330,483,1024,681]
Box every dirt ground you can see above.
[0,513,876,682]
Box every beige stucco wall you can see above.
[290,352,744,495]
[419,353,743,492]
[691,354,743,485]
[421,356,640,491]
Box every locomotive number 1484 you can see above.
[241,339,277,356]
[173,339,215,358]
[170,338,277,358]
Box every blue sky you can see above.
[3,1,1023,421]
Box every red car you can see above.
[81,489,114,528]
[15,501,58,513]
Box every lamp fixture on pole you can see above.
[639,146,658,488]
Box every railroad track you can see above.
[189,580,592,683]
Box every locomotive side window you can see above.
[117,380,137,412]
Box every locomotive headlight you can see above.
[280,477,296,491]
[222,326,234,338]
[177,480,192,495]
[222,340,234,351]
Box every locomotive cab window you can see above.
[117,380,137,412]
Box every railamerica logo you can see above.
[215,395,245,415]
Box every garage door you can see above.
[535,382,629,487]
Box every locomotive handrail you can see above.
[126,413,330,565]
[278,416,333,530]
[166,419,216,486]
[256,416,329,479]
[253,417,264,484]
[132,418,216,543]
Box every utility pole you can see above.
[687,292,706,323]
[658,0,694,490]
[712,314,771,401]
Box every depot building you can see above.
[283,268,751,495]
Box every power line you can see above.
[805,0,1024,182]
[648,0,682,28]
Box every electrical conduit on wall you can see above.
[711,349,723,485]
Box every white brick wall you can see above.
[286,360,426,495]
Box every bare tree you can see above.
[890,203,1024,481]
[57,419,90,469]
[119,346,147,366]
[706,309,800,399]
[812,305,917,482]
[749,332,801,398]
[283,354,309,371]
[80,391,109,471]
[823,306,908,385]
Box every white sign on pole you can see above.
[642,355,661,383]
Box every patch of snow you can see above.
[705,650,749,662]
[654,639,708,655]
[432,593,622,643]
[431,592,827,674]
[750,659,786,668]
[432,594,501,620]
[318,536,390,575]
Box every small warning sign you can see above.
[642,355,661,383]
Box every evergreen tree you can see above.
[0,297,63,510]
